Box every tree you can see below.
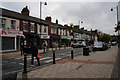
[99,34,111,43]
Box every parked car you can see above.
[79,41,86,47]
[72,41,86,48]
[93,42,106,51]
[73,42,80,48]
[111,41,117,46]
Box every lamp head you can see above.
[44,2,47,5]
[111,8,113,11]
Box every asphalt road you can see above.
[2,48,83,79]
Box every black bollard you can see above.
[44,47,46,53]
[59,46,60,50]
[53,50,56,64]
[23,53,27,73]
[71,48,73,59]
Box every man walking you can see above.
[31,44,40,66]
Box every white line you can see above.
[40,57,51,60]
[19,63,24,65]
[45,58,62,63]
[16,57,23,60]
[11,62,16,64]
[3,69,23,75]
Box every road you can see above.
[2,48,83,79]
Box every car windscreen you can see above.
[94,42,102,46]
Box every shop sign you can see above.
[60,35,67,39]
[0,29,23,37]
[41,35,50,39]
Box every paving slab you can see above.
[17,46,118,79]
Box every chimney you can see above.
[56,19,58,24]
[45,16,52,22]
[81,27,84,30]
[21,6,30,16]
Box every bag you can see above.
[37,54,40,60]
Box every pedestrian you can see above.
[43,41,46,53]
[30,43,40,66]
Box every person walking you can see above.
[31,44,40,66]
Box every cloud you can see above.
[1,2,118,35]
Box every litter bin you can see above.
[83,47,89,56]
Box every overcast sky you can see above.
[0,1,119,35]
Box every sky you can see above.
[0,0,119,35]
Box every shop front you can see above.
[0,29,24,52]
[40,35,50,48]
[60,35,68,46]
[50,35,60,48]
[67,36,73,47]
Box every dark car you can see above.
[93,42,106,51]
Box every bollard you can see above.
[59,46,60,50]
[55,47,57,50]
[23,53,27,73]
[44,47,46,53]
[53,50,56,64]
[71,48,73,59]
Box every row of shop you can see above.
[25,33,73,49]
[0,29,73,51]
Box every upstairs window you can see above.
[39,25,42,33]
[44,26,47,33]
[11,20,16,29]
[23,21,28,32]
[0,18,6,29]
[67,31,70,36]
[31,22,34,32]
[60,29,62,35]
[51,28,56,34]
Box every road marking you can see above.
[16,57,23,60]
[11,62,16,64]
[40,57,51,60]
[19,63,24,65]
[45,58,62,63]
[3,69,23,75]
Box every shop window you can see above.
[11,20,16,29]
[31,22,34,32]
[0,18,6,29]
[23,21,28,32]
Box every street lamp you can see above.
[79,20,83,29]
[111,6,120,48]
[39,1,47,49]
[40,2,47,19]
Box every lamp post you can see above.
[39,1,47,49]
[79,20,83,29]
[111,6,120,48]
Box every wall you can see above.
[37,24,48,35]
[0,16,19,30]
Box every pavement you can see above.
[16,45,118,79]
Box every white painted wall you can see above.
[0,16,19,30]
[37,24,48,35]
